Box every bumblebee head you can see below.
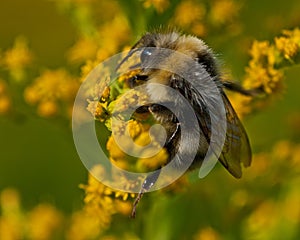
[130,31,219,78]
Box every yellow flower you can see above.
[0,189,22,240]
[80,60,100,82]
[66,210,103,240]
[230,189,249,208]
[210,0,241,26]
[80,173,115,230]
[291,145,300,168]
[112,88,150,114]
[0,97,10,114]
[27,204,63,240]
[227,93,252,118]
[271,140,293,160]
[127,119,143,139]
[24,69,79,118]
[143,0,170,13]
[241,28,300,104]
[246,152,270,177]
[282,28,300,45]
[1,36,33,81]
[0,188,21,215]
[275,36,298,60]
[95,16,131,62]
[193,227,221,240]
[137,147,168,171]
[0,80,11,114]
[106,135,126,161]
[281,179,300,224]
[248,40,270,62]
[86,99,109,121]
[275,28,300,60]
[67,37,99,63]
[114,200,132,215]
[79,165,137,227]
[245,201,278,239]
[243,40,284,95]
[58,0,96,4]
[173,0,206,27]
[37,100,58,117]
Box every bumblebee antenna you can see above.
[116,48,140,71]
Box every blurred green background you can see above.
[0,0,300,239]
[0,0,86,212]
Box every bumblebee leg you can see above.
[131,168,161,218]
[131,105,179,218]
[128,75,148,88]
[135,105,151,114]
[166,122,180,145]
[223,81,262,96]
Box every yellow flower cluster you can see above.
[85,59,170,171]
[231,28,300,117]
[172,0,241,37]
[173,0,207,36]
[68,165,136,239]
[242,141,300,239]
[246,29,300,93]
[27,204,63,240]
[210,0,241,26]
[85,74,169,196]
[24,69,79,117]
[0,189,63,240]
[107,119,169,172]
[143,0,170,13]
[67,37,99,64]
[0,36,33,81]
[0,186,141,240]
[193,227,221,240]
[275,28,300,60]
[67,15,131,64]
[0,80,11,115]
[244,40,284,94]
[83,50,200,220]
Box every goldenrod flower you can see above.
[230,189,249,208]
[275,28,300,60]
[143,0,170,13]
[173,0,206,36]
[245,201,277,239]
[241,141,300,239]
[79,165,137,229]
[174,0,206,26]
[0,80,11,114]
[210,0,241,26]
[194,227,221,240]
[243,29,300,96]
[0,189,23,240]
[24,69,79,118]
[37,100,58,117]
[95,16,131,62]
[66,210,103,240]
[227,93,252,117]
[230,29,300,117]
[27,204,63,240]
[0,36,33,81]
[67,37,99,63]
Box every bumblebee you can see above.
[117,30,253,218]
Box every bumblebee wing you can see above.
[218,92,252,178]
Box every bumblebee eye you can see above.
[140,48,154,63]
